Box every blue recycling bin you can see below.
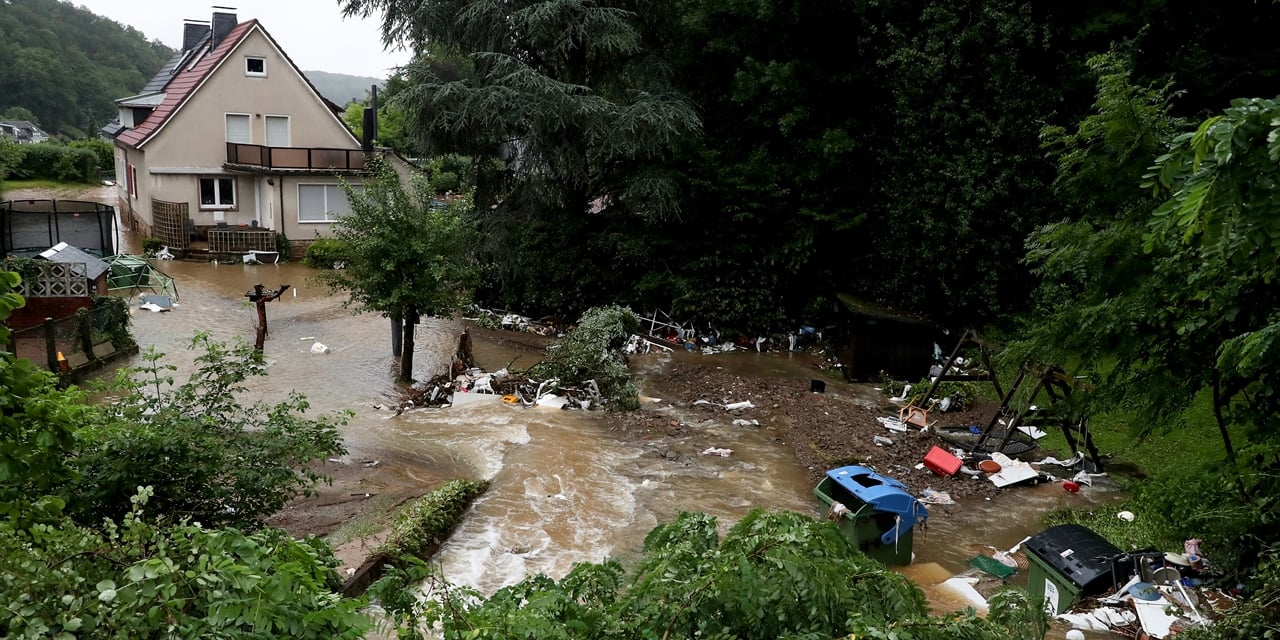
[814,465,928,565]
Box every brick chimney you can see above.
[211,7,238,49]
[182,20,210,51]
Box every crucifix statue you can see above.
[245,283,290,351]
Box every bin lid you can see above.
[825,466,928,543]
[1026,524,1124,594]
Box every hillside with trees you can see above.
[305,69,383,105]
[0,0,173,138]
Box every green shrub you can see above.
[11,143,98,182]
[302,238,350,269]
[380,479,488,561]
[141,237,163,255]
[527,305,641,410]
[429,170,459,194]
[0,136,23,185]
[275,233,291,262]
[68,138,113,173]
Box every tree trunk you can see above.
[399,309,418,382]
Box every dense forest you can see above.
[345,0,1280,337]
[0,0,174,138]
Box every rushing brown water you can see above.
[63,186,1125,638]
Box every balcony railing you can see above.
[225,143,366,172]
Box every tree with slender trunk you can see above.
[317,156,478,382]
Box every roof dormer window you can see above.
[245,56,266,77]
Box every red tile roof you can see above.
[116,21,257,148]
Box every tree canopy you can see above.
[376,510,1047,640]
[317,156,479,380]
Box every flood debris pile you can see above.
[401,305,640,412]
[1027,526,1235,639]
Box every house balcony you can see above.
[225,142,367,174]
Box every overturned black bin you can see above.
[1026,524,1128,613]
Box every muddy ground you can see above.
[268,327,1015,573]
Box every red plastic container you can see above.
[923,446,962,477]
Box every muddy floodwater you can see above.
[45,188,1128,639]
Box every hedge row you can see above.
[7,142,103,183]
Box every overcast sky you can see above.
[69,0,412,78]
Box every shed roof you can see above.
[38,242,110,281]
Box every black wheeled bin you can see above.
[1025,524,1125,613]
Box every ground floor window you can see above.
[200,177,236,209]
[298,184,360,222]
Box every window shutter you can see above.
[226,114,251,143]
[265,116,289,146]
[299,185,325,221]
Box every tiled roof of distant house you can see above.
[116,20,256,148]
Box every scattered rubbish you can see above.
[139,294,173,309]
[978,459,1002,474]
[154,245,174,260]
[1018,425,1049,439]
[1058,607,1137,633]
[940,576,989,611]
[1117,510,1136,522]
[923,445,962,477]
[361,460,380,468]
[732,418,760,427]
[986,452,1041,488]
[971,554,1016,579]
[139,301,171,313]
[310,342,330,354]
[241,250,280,264]
[900,404,932,429]
[300,336,315,341]
[1034,452,1085,468]
[724,400,755,411]
[918,488,953,504]
[1129,581,1161,601]
[810,379,826,393]
[701,447,733,457]
[889,384,913,402]
[1063,480,1081,493]
[873,434,895,447]
[877,416,909,432]
[535,393,569,410]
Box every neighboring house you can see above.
[100,10,398,257]
[0,120,50,144]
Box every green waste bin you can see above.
[1025,524,1124,614]
[814,466,928,566]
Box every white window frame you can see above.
[225,112,251,144]
[127,165,137,199]
[245,56,266,77]
[264,114,290,147]
[199,176,237,210]
[298,183,361,223]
